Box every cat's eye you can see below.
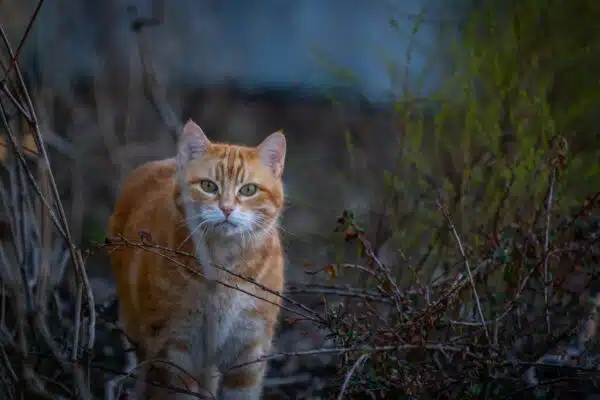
[238,183,258,197]
[199,179,218,194]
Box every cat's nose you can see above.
[220,205,233,217]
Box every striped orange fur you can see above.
[108,120,286,399]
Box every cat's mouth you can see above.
[215,219,235,226]
[212,220,240,236]
[214,220,237,230]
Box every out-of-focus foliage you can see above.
[458,0,600,200]
[378,0,600,281]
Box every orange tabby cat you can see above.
[108,119,286,399]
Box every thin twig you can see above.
[543,167,556,334]
[0,103,67,240]
[104,237,324,323]
[286,284,393,304]
[437,199,490,342]
[337,353,369,400]
[1,21,96,362]
[0,0,45,83]
[226,343,485,372]
[112,357,206,400]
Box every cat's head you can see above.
[174,119,286,239]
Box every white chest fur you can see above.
[164,283,263,374]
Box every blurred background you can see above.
[1,0,464,287]
[1,0,600,398]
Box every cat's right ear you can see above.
[177,119,211,163]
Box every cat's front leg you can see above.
[142,339,219,400]
[219,342,268,400]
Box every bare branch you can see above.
[103,237,324,324]
[543,167,556,333]
[337,353,369,400]
[436,199,490,342]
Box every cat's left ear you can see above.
[257,130,286,178]
[177,119,211,163]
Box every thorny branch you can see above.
[436,198,491,342]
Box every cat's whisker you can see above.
[255,214,298,240]
[273,223,297,238]
[178,219,210,249]
[177,213,205,228]
[248,219,280,249]
[239,228,247,248]
[253,216,284,236]
[239,225,256,251]
[248,229,260,251]
[247,231,255,251]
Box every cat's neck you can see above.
[209,228,273,266]
[205,233,245,269]
[176,226,276,273]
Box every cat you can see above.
[107,119,286,399]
